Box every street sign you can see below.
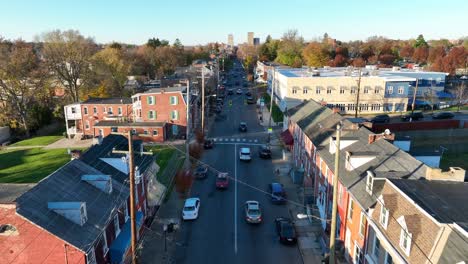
[268,128,273,133]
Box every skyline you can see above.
[1,0,467,45]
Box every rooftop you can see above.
[94,120,166,128]
[0,183,36,203]
[82,97,132,105]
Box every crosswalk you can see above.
[212,137,259,143]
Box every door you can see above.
[345,228,351,262]
[172,125,178,136]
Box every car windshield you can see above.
[273,192,284,197]
[184,206,195,211]
[241,151,250,155]
[249,209,260,215]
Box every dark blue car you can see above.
[269,183,286,204]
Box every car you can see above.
[259,145,272,159]
[239,147,251,161]
[401,112,424,121]
[215,172,229,189]
[216,98,224,105]
[432,112,455,119]
[243,83,248,88]
[236,88,242,94]
[268,182,286,204]
[182,198,200,220]
[204,139,214,149]
[239,122,247,132]
[214,106,222,113]
[370,114,390,123]
[194,165,208,179]
[235,81,240,86]
[246,96,255,104]
[275,217,297,244]
[245,91,252,96]
[227,89,234,95]
[244,201,262,224]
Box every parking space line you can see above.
[234,144,238,254]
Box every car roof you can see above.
[271,182,283,191]
[246,201,259,209]
[217,172,228,178]
[240,147,251,151]
[185,198,199,206]
[240,122,246,125]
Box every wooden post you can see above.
[128,131,138,264]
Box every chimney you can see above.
[426,167,466,182]
[70,149,82,160]
[368,130,395,144]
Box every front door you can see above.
[172,125,178,136]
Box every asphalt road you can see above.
[174,63,302,264]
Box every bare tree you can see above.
[39,30,96,102]
[455,81,467,112]
[423,87,438,114]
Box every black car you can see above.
[432,112,455,119]
[239,122,247,132]
[227,89,234,95]
[245,91,252,96]
[194,165,208,179]
[401,112,424,121]
[371,114,390,123]
[243,83,248,88]
[214,106,222,113]
[275,217,297,245]
[259,145,271,159]
[204,139,214,149]
[246,96,255,104]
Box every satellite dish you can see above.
[121,156,127,163]
[384,129,391,135]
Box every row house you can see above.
[0,135,160,264]
[64,86,189,142]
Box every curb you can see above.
[288,207,306,264]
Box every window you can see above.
[354,244,363,264]
[347,199,354,221]
[124,202,129,222]
[153,130,158,136]
[359,103,369,111]
[364,86,370,94]
[375,86,380,94]
[93,107,97,114]
[292,88,297,94]
[86,249,97,264]
[326,86,332,94]
[111,127,118,133]
[371,104,381,111]
[71,107,76,114]
[380,205,389,229]
[350,86,357,94]
[384,103,393,112]
[113,214,120,237]
[387,86,393,94]
[400,228,412,256]
[316,86,321,94]
[359,212,367,237]
[373,236,381,258]
[101,233,109,255]
[347,104,356,111]
[118,107,122,116]
[338,185,343,206]
[170,96,178,105]
[147,96,155,105]
[103,107,106,113]
[135,184,139,204]
[340,86,346,94]
[366,174,373,194]
[84,107,88,115]
[171,110,179,120]
[303,87,308,94]
[85,120,90,130]
[398,86,404,94]
[99,129,104,136]
[148,110,156,120]
[384,252,393,264]
[108,107,113,114]
[131,129,137,135]
[143,130,148,135]
[395,103,405,112]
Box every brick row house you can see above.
[64,86,189,142]
[286,100,468,263]
[0,135,162,264]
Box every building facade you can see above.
[228,34,234,47]
[247,32,254,46]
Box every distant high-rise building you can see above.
[247,32,254,45]
[228,34,234,47]
[253,37,260,46]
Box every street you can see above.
[173,63,302,264]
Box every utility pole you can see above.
[329,124,341,264]
[201,68,205,133]
[354,68,362,118]
[268,67,275,143]
[185,80,191,169]
[127,130,138,264]
[411,79,419,115]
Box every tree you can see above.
[40,30,96,102]
[147,38,161,48]
[423,88,438,114]
[379,54,396,66]
[352,57,366,67]
[454,82,467,112]
[91,46,131,96]
[414,34,428,48]
[428,46,446,64]
[441,46,467,75]
[400,44,414,61]
[0,41,47,137]
[302,42,330,67]
[173,38,183,50]
[412,46,429,64]
[275,29,304,67]
[330,54,347,67]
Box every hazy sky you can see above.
[1,0,467,45]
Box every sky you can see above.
[1,0,467,45]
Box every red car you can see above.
[215,172,229,189]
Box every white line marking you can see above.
[234,144,238,254]
[231,138,234,141]
[236,138,240,142]
[242,139,246,142]
[248,140,252,142]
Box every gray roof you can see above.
[145,86,186,94]
[0,183,36,203]
[438,228,468,264]
[94,121,166,128]
[15,160,129,251]
[82,97,132,104]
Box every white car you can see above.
[239,147,251,161]
[182,197,200,220]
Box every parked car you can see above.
[246,96,255,104]
[245,91,252,96]
[216,98,224,105]
[268,182,286,204]
[239,147,252,161]
[245,201,262,224]
[236,88,242,94]
[370,114,390,123]
[214,106,222,113]
[227,89,234,95]
[204,139,214,149]
[243,83,248,88]
[182,198,200,220]
[275,217,297,244]
[259,145,272,159]
[194,165,208,179]
[432,112,454,119]
[215,172,229,189]
[239,122,248,132]
[401,112,424,121]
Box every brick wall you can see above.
[139,92,187,126]
[81,103,133,136]
[94,126,165,142]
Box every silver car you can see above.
[245,201,262,224]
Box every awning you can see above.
[280,130,294,145]
[110,211,144,264]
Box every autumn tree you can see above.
[400,44,414,61]
[428,46,446,64]
[275,29,304,67]
[91,46,131,96]
[412,46,429,64]
[441,46,467,75]
[302,42,330,67]
[352,57,366,67]
[40,30,96,102]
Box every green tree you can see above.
[302,42,330,67]
[414,34,428,48]
[92,46,131,96]
[275,29,304,67]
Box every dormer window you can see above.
[366,171,374,195]
[398,216,412,256]
[379,196,389,230]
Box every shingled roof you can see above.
[82,97,132,104]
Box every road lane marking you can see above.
[242,139,246,142]
[234,144,238,254]
[236,138,240,142]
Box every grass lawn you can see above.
[145,145,177,184]
[440,152,468,171]
[262,93,284,122]
[0,148,71,183]
[11,135,63,147]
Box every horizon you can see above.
[1,0,467,46]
